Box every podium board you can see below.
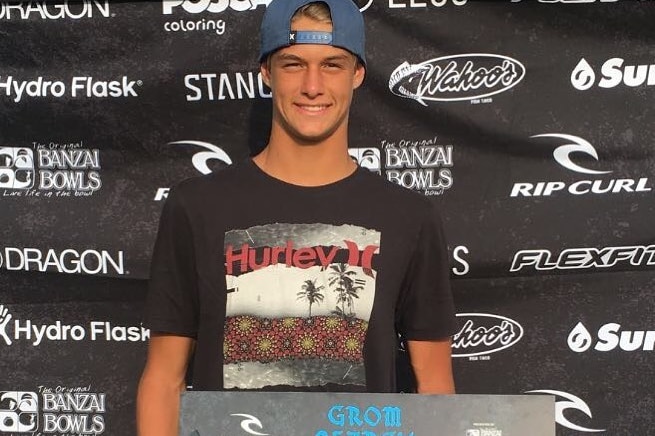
[180,392,554,436]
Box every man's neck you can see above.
[253,134,357,187]
[253,145,357,187]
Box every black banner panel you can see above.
[1,1,654,434]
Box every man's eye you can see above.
[324,63,343,69]
[283,63,302,68]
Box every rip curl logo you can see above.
[535,133,612,175]
[389,54,525,105]
[356,0,373,12]
[230,414,269,436]
[168,140,232,174]
[526,390,605,433]
[154,141,232,201]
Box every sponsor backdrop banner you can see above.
[1,0,653,434]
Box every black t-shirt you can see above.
[145,159,456,392]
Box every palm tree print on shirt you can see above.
[328,263,365,319]
[297,279,325,317]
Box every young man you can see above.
[137,0,456,434]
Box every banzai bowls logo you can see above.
[348,148,381,175]
[0,391,38,434]
[0,147,35,189]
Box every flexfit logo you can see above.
[230,414,269,436]
[0,1,110,20]
[389,54,525,105]
[185,71,271,101]
[1,143,102,197]
[0,247,125,276]
[569,322,655,352]
[572,57,655,91]
[0,304,149,347]
[526,390,604,433]
[510,133,651,197]
[0,76,141,103]
[452,313,523,359]
[511,245,655,272]
[0,386,108,435]
[154,141,233,201]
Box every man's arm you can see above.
[406,338,455,394]
[137,334,195,436]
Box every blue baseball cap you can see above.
[259,0,366,66]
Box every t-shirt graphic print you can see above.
[223,222,381,390]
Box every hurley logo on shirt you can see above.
[225,240,379,275]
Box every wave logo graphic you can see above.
[389,54,525,105]
[230,414,269,436]
[526,390,605,433]
[168,141,232,174]
[452,313,523,357]
[531,133,612,175]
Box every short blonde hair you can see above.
[292,2,332,24]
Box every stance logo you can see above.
[526,390,604,433]
[389,54,525,105]
[230,413,269,436]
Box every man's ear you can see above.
[353,63,366,90]
[260,61,272,88]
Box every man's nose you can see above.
[301,66,325,98]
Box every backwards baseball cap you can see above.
[259,0,366,66]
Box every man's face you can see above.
[261,16,365,145]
